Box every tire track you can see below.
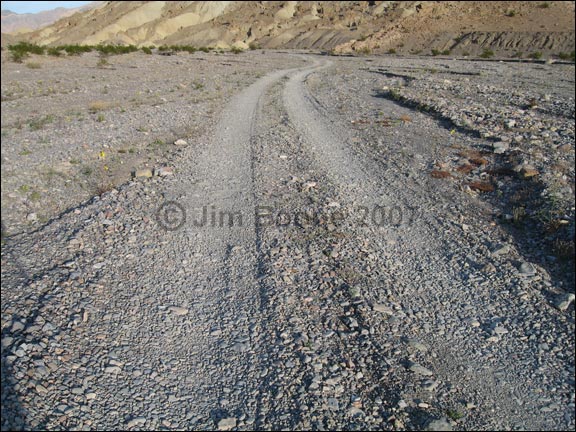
[281,57,568,430]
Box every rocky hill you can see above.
[0,3,101,35]
[19,1,576,56]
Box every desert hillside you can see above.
[19,1,575,55]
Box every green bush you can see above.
[480,49,495,58]
[431,49,441,56]
[530,51,543,60]
[10,50,28,63]
[62,44,92,55]
[387,48,397,54]
[9,42,45,55]
[230,46,244,54]
[95,44,138,55]
[180,45,197,53]
[557,51,575,61]
[141,46,153,55]
[47,47,62,56]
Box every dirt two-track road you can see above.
[1,52,574,431]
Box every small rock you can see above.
[174,139,188,146]
[406,339,428,352]
[482,263,496,273]
[126,417,146,428]
[492,141,509,154]
[134,168,153,178]
[373,304,394,315]
[26,213,38,222]
[490,244,510,257]
[154,166,174,177]
[408,362,433,376]
[168,306,189,316]
[104,366,121,374]
[302,181,317,192]
[520,166,539,179]
[518,262,536,276]
[426,417,453,431]
[327,398,339,410]
[492,325,508,335]
[217,417,236,431]
[553,293,575,312]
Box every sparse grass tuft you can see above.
[28,115,54,130]
[480,49,495,59]
[97,55,110,68]
[357,47,371,56]
[446,409,464,421]
[26,62,42,69]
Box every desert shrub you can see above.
[230,46,244,54]
[387,48,397,54]
[47,47,62,56]
[88,100,111,112]
[10,50,28,63]
[557,51,575,61]
[357,47,371,55]
[141,46,152,55]
[9,42,45,55]
[480,49,494,58]
[530,51,543,60]
[249,42,260,50]
[62,44,93,55]
[180,45,197,53]
[95,44,137,55]
[97,56,110,68]
[431,49,441,56]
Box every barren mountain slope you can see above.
[21,1,575,55]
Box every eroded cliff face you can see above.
[16,1,575,56]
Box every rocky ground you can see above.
[1,51,575,431]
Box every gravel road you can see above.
[1,52,574,431]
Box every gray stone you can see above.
[553,293,575,312]
[217,417,237,431]
[134,168,153,178]
[426,417,453,431]
[408,362,433,376]
[168,306,189,315]
[126,417,146,428]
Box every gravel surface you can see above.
[1,52,574,431]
